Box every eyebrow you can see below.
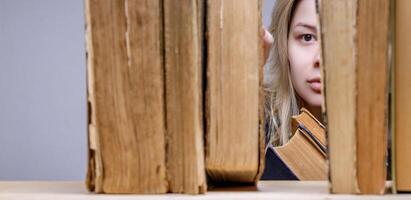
[293,23,317,33]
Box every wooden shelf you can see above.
[0,181,410,199]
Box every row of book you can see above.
[84,0,411,195]
[320,0,411,194]
[85,0,264,194]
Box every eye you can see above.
[302,34,315,42]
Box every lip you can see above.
[307,77,321,93]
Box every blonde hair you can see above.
[264,0,300,146]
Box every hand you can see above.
[262,27,274,62]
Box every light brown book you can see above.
[205,0,265,183]
[320,0,390,194]
[393,0,411,193]
[273,108,327,180]
[85,0,167,193]
[164,0,207,194]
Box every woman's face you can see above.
[288,0,322,107]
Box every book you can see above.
[261,109,327,180]
[205,0,265,183]
[85,0,167,193]
[275,109,327,180]
[164,0,207,194]
[320,0,390,194]
[393,0,411,193]
[85,0,168,193]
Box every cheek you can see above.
[288,40,322,106]
[288,42,312,73]
[288,41,309,88]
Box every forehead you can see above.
[290,0,318,28]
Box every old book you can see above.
[393,0,411,193]
[275,109,327,180]
[85,0,168,193]
[320,0,390,194]
[164,0,207,194]
[262,109,327,180]
[205,0,265,183]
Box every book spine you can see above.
[164,0,207,194]
[394,0,411,192]
[355,0,390,194]
[205,0,263,183]
[86,0,168,193]
[320,0,360,194]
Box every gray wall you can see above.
[264,0,276,28]
[0,0,86,180]
[0,0,276,180]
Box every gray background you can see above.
[0,0,276,180]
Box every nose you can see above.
[314,45,320,68]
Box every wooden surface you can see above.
[1,181,411,199]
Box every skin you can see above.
[264,0,322,120]
[263,28,274,62]
[288,0,322,120]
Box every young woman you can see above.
[261,0,322,179]
[264,0,321,147]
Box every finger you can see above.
[263,29,274,61]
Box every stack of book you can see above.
[85,0,264,194]
[84,0,411,196]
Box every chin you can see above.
[304,94,323,107]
